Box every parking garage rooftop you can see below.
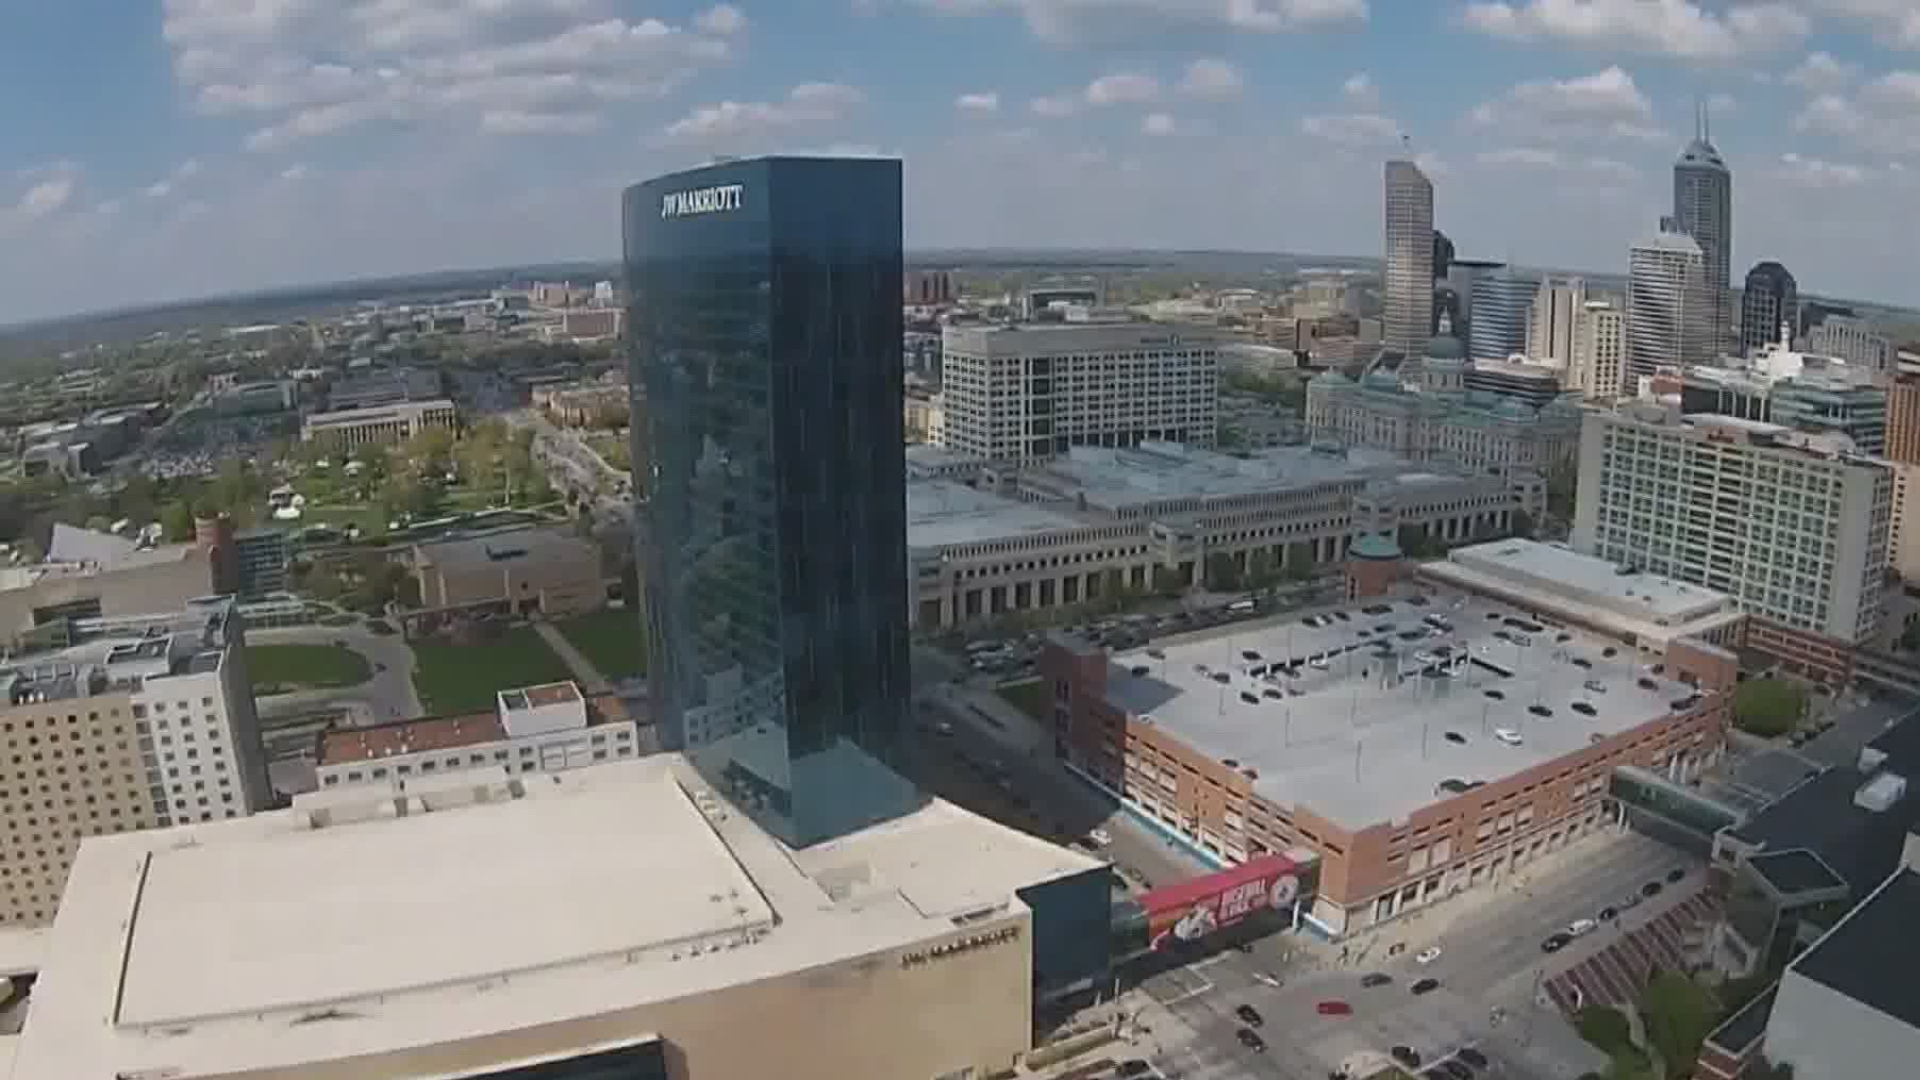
[1100,590,1703,830]
[907,479,1089,549]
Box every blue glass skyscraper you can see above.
[625,156,920,847]
[1467,268,1536,361]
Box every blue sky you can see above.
[2,0,1919,325]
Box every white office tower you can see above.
[1526,277,1587,364]
[937,321,1219,462]
[1383,159,1435,357]
[1570,300,1627,400]
[1467,268,1535,361]
[1673,109,1733,353]
[1807,315,1893,373]
[1627,226,1710,379]
[1572,405,1891,649]
[0,598,271,926]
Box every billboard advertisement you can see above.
[1138,854,1313,951]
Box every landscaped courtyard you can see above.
[410,627,573,714]
[246,644,373,696]
[556,608,648,681]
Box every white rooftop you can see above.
[1431,540,1741,633]
[1027,442,1421,512]
[16,756,1100,1080]
[908,479,1087,549]
[1097,589,1701,830]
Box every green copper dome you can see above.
[1350,533,1403,561]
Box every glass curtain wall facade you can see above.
[625,156,920,848]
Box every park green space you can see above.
[410,627,573,714]
[246,644,372,695]
[556,609,648,680]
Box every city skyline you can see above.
[3,3,1920,324]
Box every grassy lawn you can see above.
[303,503,389,538]
[410,627,573,714]
[998,678,1048,720]
[556,609,648,680]
[246,644,372,695]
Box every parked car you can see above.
[1411,978,1441,995]
[1235,1004,1265,1028]
[1360,973,1393,988]
[1316,1000,1353,1016]
[1391,1046,1422,1069]
[1566,918,1599,938]
[1414,946,1443,965]
[1541,933,1572,953]
[1456,1048,1489,1069]
[1236,1027,1267,1052]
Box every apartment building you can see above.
[936,322,1218,463]
[0,598,270,925]
[1304,351,1582,478]
[1526,277,1587,364]
[1570,300,1627,400]
[301,398,458,448]
[316,681,643,789]
[1571,404,1893,682]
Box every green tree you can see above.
[1638,971,1718,1079]
[160,500,196,542]
[1733,679,1807,738]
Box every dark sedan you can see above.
[1541,933,1572,953]
[1411,978,1441,995]
[1236,1027,1267,1052]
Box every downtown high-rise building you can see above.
[626,155,920,847]
[1627,225,1709,379]
[1467,268,1535,361]
[1525,276,1587,364]
[1570,300,1627,400]
[1383,159,1434,356]
[1740,261,1798,357]
[1673,110,1733,354]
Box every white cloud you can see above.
[1707,91,1738,116]
[1476,146,1639,182]
[161,0,738,148]
[480,109,604,134]
[1341,72,1379,108]
[956,92,1001,114]
[1030,93,1078,117]
[1460,0,1807,61]
[15,178,73,221]
[175,159,204,180]
[144,181,174,199]
[1772,150,1874,188]
[280,164,310,182]
[1802,1,1920,50]
[1142,111,1178,135]
[693,4,749,36]
[1784,51,1860,93]
[662,82,865,143]
[914,0,1368,45]
[1178,58,1243,100]
[1086,72,1160,106]
[1792,73,1920,157]
[1468,67,1668,142]
[1298,112,1401,148]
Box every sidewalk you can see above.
[533,620,611,694]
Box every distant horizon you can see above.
[1,245,1907,347]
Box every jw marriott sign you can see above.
[661,184,745,219]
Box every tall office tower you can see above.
[1467,268,1535,360]
[1525,276,1587,363]
[1887,377,1920,465]
[1431,229,1454,281]
[1674,107,1733,354]
[1570,300,1627,400]
[1739,261,1798,357]
[626,156,920,847]
[1627,226,1709,379]
[1445,258,1504,343]
[1572,406,1891,650]
[0,598,270,925]
[937,321,1219,462]
[1808,314,1894,372]
[1383,159,1435,356]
